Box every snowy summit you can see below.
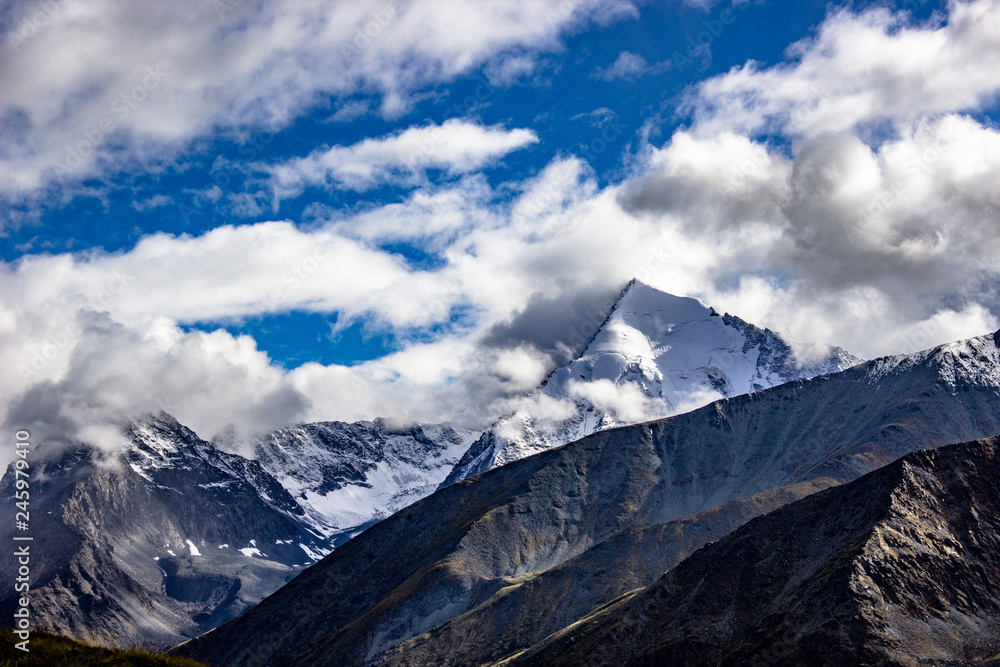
[445,279,861,484]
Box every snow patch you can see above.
[299,543,330,562]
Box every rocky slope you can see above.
[0,414,475,648]
[173,330,1000,667]
[444,279,860,485]
[511,436,1000,666]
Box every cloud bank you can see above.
[0,0,637,211]
[4,0,1000,462]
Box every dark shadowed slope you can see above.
[512,436,1000,666]
[175,331,1000,667]
[376,479,835,667]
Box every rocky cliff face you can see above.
[512,436,1000,666]
[444,279,860,486]
[0,414,475,648]
[173,330,1000,667]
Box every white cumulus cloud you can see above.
[687,0,1000,138]
[263,120,538,199]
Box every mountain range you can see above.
[1,281,857,648]
[10,282,1000,665]
[510,435,1000,666]
[0,415,474,646]
[172,329,1000,666]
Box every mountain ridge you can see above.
[173,329,1000,667]
[509,435,1000,666]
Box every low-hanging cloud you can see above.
[5,311,308,461]
[481,284,622,366]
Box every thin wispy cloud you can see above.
[593,51,671,81]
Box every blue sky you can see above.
[3,0,1000,444]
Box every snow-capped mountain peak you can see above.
[547,280,792,406]
[443,279,862,485]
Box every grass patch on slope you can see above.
[0,630,206,667]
